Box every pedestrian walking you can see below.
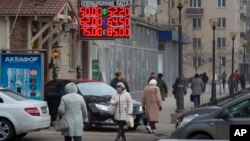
[110,82,133,141]
[110,71,130,92]
[234,70,240,92]
[172,76,187,108]
[156,73,168,101]
[240,74,246,89]
[221,70,227,92]
[147,72,157,83]
[201,72,209,91]
[190,74,204,108]
[228,74,236,95]
[142,79,162,134]
[58,82,88,141]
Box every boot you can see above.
[115,129,122,141]
[121,130,126,141]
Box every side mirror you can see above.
[0,98,3,103]
[220,109,229,119]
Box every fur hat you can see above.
[149,79,157,86]
[117,82,125,89]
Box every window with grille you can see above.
[189,0,201,8]
[217,38,226,48]
[218,18,226,28]
[193,38,202,48]
[193,56,202,67]
[218,0,226,7]
[193,18,201,29]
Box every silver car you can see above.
[171,93,250,139]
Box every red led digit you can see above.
[125,28,130,36]
[107,18,112,26]
[118,18,125,26]
[79,7,84,17]
[124,7,130,17]
[113,28,118,36]
[125,18,130,26]
[107,28,113,36]
[119,7,125,16]
[79,18,85,26]
[107,7,112,16]
[119,28,125,36]
[97,7,102,16]
[97,28,102,36]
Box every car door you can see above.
[216,99,250,139]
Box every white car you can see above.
[0,88,51,141]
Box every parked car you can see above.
[44,79,144,130]
[171,93,250,140]
[0,88,51,141]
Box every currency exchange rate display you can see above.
[78,0,131,39]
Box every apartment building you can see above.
[171,0,248,79]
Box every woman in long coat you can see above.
[191,74,204,108]
[142,79,162,134]
[58,82,88,141]
[110,82,133,141]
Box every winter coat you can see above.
[142,85,162,122]
[58,83,88,136]
[110,78,130,92]
[156,78,168,101]
[110,90,133,121]
[191,77,204,96]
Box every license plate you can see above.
[41,106,47,113]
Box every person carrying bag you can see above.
[57,82,88,141]
[110,82,133,141]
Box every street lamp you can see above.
[230,31,237,95]
[209,18,219,103]
[176,0,185,113]
[241,39,247,89]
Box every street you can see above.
[12,126,157,141]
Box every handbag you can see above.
[190,94,194,102]
[126,114,134,128]
[108,104,117,115]
[142,111,148,126]
[54,116,69,131]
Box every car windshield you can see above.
[76,82,116,96]
[0,89,28,101]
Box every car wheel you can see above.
[191,134,212,139]
[15,133,27,138]
[0,119,14,141]
[84,110,93,130]
[128,125,138,130]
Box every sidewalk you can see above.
[155,83,248,138]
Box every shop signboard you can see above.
[92,60,99,80]
[0,54,44,100]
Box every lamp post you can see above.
[241,39,247,89]
[230,32,237,95]
[209,18,219,103]
[176,0,185,112]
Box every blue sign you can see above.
[0,54,44,100]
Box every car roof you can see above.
[45,79,103,85]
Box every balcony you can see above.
[186,8,204,16]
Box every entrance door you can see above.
[81,41,89,79]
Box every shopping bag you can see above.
[54,117,69,131]
[108,104,116,115]
[126,115,134,128]
[190,95,194,102]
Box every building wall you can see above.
[0,17,7,49]
[174,0,247,79]
[10,17,28,49]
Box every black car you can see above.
[44,79,144,130]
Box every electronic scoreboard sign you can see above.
[78,0,131,40]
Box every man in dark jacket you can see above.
[156,73,168,101]
[110,71,130,92]
[201,72,209,92]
